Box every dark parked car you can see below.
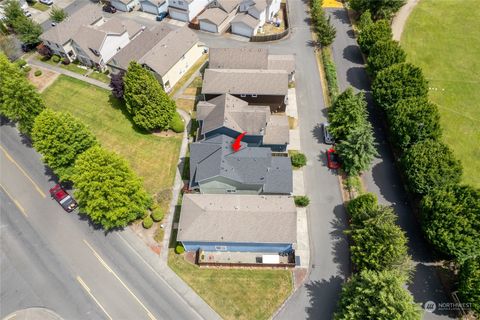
[322,122,334,145]
[49,184,78,212]
[156,12,168,21]
[103,4,117,13]
[326,148,340,170]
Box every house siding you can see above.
[267,0,281,20]
[181,241,293,252]
[111,0,139,12]
[188,0,211,20]
[159,43,203,91]
[100,33,130,63]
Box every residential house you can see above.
[196,93,289,151]
[189,134,293,194]
[177,194,297,254]
[232,0,281,37]
[168,0,210,22]
[230,13,260,37]
[110,0,139,12]
[140,0,168,15]
[71,18,143,71]
[198,0,240,33]
[40,4,104,62]
[108,25,204,92]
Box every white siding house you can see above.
[140,0,168,15]
[111,0,139,12]
[169,0,211,22]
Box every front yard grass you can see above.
[401,0,480,188]
[41,75,182,206]
[87,71,110,84]
[30,2,50,11]
[168,250,293,320]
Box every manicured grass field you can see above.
[168,250,292,320]
[401,0,480,188]
[41,75,182,205]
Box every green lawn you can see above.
[88,71,110,83]
[30,2,50,11]
[168,251,292,320]
[401,0,480,188]
[41,75,182,206]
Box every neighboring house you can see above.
[110,0,139,12]
[140,0,168,15]
[198,0,239,33]
[40,4,104,62]
[168,0,210,22]
[232,0,281,37]
[196,93,289,151]
[108,25,203,92]
[230,13,260,37]
[189,134,293,194]
[177,194,297,254]
[71,18,143,70]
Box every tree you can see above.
[347,192,378,220]
[357,20,392,54]
[123,62,176,132]
[459,257,480,314]
[348,0,406,20]
[310,0,324,24]
[387,98,442,151]
[0,53,45,134]
[4,0,24,28]
[0,34,22,61]
[358,10,373,31]
[372,63,428,111]
[110,70,125,99]
[328,88,368,141]
[367,40,406,75]
[15,18,42,45]
[420,185,480,261]
[335,270,421,320]
[49,6,68,23]
[402,139,462,195]
[32,109,98,180]
[72,146,152,230]
[316,15,336,47]
[336,123,377,176]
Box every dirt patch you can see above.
[152,130,182,138]
[130,220,162,255]
[27,66,59,92]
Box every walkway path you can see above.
[392,0,420,41]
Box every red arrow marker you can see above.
[232,132,247,152]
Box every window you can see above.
[178,0,183,4]
[226,189,236,193]
[215,246,227,251]
[252,94,257,98]
[240,94,246,97]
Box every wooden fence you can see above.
[251,2,290,42]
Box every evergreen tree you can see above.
[459,257,480,314]
[367,39,406,75]
[49,6,68,23]
[328,88,368,141]
[348,0,406,20]
[357,20,392,54]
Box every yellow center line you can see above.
[0,145,47,198]
[83,240,157,320]
[0,184,28,217]
[76,276,113,320]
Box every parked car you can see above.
[322,122,334,144]
[103,4,116,13]
[40,0,54,5]
[49,184,78,212]
[326,148,340,170]
[156,12,168,21]
[23,10,32,17]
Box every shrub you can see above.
[142,215,153,229]
[15,59,27,68]
[175,243,185,254]
[62,57,70,65]
[322,51,338,98]
[459,257,480,314]
[294,196,310,207]
[23,66,31,73]
[34,69,42,77]
[291,152,307,168]
[151,206,164,222]
[347,193,378,218]
[367,40,406,76]
[357,20,392,54]
[169,112,185,133]
[52,55,60,63]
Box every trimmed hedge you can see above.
[151,206,164,222]
[169,112,184,133]
[52,55,60,63]
[142,215,154,229]
[322,51,339,99]
[294,195,310,207]
[34,70,42,77]
[175,243,185,254]
[291,152,307,168]
[347,193,378,219]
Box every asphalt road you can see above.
[40,0,91,31]
[326,8,455,319]
[0,122,209,320]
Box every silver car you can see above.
[322,122,334,144]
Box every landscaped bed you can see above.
[41,75,182,207]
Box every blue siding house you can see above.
[177,194,297,253]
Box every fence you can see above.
[251,2,290,42]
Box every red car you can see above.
[49,184,78,212]
[326,148,341,169]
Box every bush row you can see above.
[310,0,336,47]
[321,50,339,99]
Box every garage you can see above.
[198,8,228,33]
[140,0,161,15]
[231,13,259,38]
[199,20,218,33]
[169,7,189,21]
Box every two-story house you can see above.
[231,0,281,37]
[168,0,210,21]
[198,0,240,33]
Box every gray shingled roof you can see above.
[177,194,297,243]
[139,26,199,76]
[202,69,289,95]
[197,94,270,136]
[231,13,260,29]
[107,24,173,69]
[40,4,102,45]
[198,8,228,26]
[209,47,268,69]
[217,0,241,13]
[268,54,295,74]
[72,26,107,63]
[250,0,267,12]
[263,114,289,145]
[189,134,293,194]
[97,18,143,39]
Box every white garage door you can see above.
[199,21,218,33]
[169,8,189,21]
[141,1,159,14]
[231,23,253,37]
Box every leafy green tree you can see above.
[348,0,406,20]
[336,123,377,176]
[402,139,462,195]
[0,53,45,134]
[420,185,480,261]
[335,270,421,320]
[388,97,442,151]
[367,40,406,75]
[32,109,98,180]
[329,88,368,141]
[123,61,176,132]
[358,10,373,31]
[459,257,480,314]
[72,146,152,230]
[310,0,324,24]
[4,0,24,28]
[357,20,392,54]
[316,15,336,47]
[49,6,68,23]
[15,18,42,45]
[372,63,428,111]
[347,192,378,220]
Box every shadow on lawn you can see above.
[107,94,152,135]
